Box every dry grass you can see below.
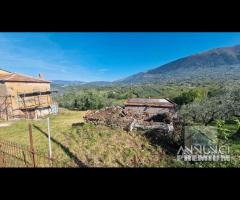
[0,108,182,167]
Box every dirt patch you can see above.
[0,123,11,128]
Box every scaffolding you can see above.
[17,90,58,119]
[0,90,58,120]
[0,95,13,120]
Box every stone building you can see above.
[124,98,176,117]
[0,69,57,120]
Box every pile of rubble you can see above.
[84,106,176,134]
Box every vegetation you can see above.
[235,118,240,133]
[216,120,231,140]
[57,90,113,110]
[173,88,207,106]
[53,83,201,110]
[0,78,239,167]
[179,81,240,126]
[0,109,185,167]
[53,79,240,167]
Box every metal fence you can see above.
[0,139,65,167]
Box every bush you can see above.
[58,91,113,110]
[173,88,207,106]
[216,119,231,140]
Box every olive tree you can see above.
[179,83,240,126]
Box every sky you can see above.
[1,32,240,82]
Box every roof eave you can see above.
[0,80,51,83]
[124,103,175,108]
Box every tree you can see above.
[234,118,240,135]
[180,97,224,126]
[179,83,240,126]
[173,88,207,106]
[216,119,231,141]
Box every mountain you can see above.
[52,44,240,87]
[82,81,112,87]
[115,45,240,84]
[52,80,112,87]
[52,80,86,85]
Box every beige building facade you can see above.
[0,69,57,120]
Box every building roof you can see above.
[0,68,12,74]
[0,73,51,83]
[124,98,176,108]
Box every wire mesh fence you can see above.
[0,139,67,167]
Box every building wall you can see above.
[0,83,7,96]
[0,83,10,119]
[124,105,175,115]
[5,82,50,96]
[0,82,52,119]
[4,82,51,110]
[35,107,51,118]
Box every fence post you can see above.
[22,151,28,167]
[47,117,53,166]
[0,153,5,167]
[0,144,5,167]
[28,123,36,167]
[4,97,8,121]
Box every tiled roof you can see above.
[0,73,51,83]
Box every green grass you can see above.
[0,109,87,166]
[0,108,179,167]
[1,108,239,167]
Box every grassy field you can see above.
[0,108,182,167]
[1,108,239,167]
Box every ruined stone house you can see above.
[124,98,177,117]
[85,98,178,133]
[0,69,57,120]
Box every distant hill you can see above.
[52,80,86,85]
[115,44,240,84]
[52,44,240,87]
[82,81,112,87]
[52,80,112,87]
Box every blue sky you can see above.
[1,32,240,82]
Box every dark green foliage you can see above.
[54,80,240,127]
[216,119,231,140]
[53,83,195,110]
[207,87,222,98]
[57,90,113,110]
[234,118,240,135]
[51,79,240,168]
[173,88,207,106]
[179,81,240,126]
